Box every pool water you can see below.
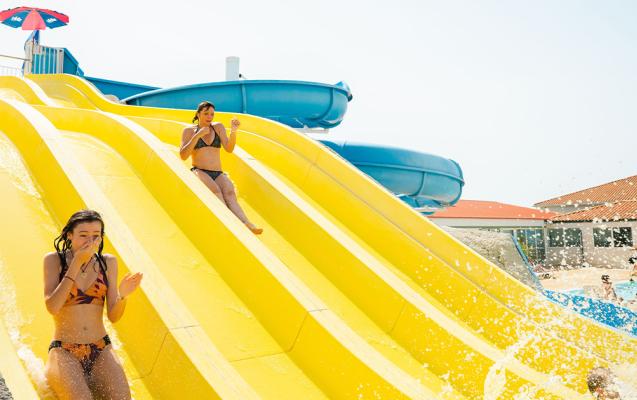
[569,280,637,300]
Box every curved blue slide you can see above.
[85,76,159,100]
[319,140,464,213]
[123,80,352,130]
[86,77,351,129]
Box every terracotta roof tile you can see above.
[430,200,556,220]
[535,175,637,207]
[550,200,637,222]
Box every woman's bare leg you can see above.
[89,346,131,400]
[193,169,225,202]
[215,174,262,234]
[45,348,92,400]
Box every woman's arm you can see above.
[44,238,98,315]
[179,127,206,160]
[105,255,125,323]
[44,253,75,315]
[214,122,237,153]
[106,255,143,323]
[43,253,90,314]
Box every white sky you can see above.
[1,1,635,206]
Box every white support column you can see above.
[225,56,240,81]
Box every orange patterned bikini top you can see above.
[60,255,109,307]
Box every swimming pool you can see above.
[568,280,637,300]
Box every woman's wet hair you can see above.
[53,209,106,272]
[192,101,216,123]
[587,367,612,393]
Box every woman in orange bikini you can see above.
[44,210,142,399]
[180,101,262,234]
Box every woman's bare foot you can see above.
[245,222,263,235]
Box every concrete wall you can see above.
[441,227,541,290]
[546,220,637,268]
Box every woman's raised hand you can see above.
[73,237,101,267]
[195,125,210,138]
[119,272,143,299]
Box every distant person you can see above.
[628,247,637,282]
[601,275,619,303]
[587,367,622,399]
[626,292,637,311]
[180,101,262,234]
[627,277,637,305]
[44,210,143,399]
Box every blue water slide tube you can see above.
[318,139,464,213]
[85,76,159,100]
[40,47,351,129]
[122,80,352,129]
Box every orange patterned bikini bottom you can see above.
[48,335,111,375]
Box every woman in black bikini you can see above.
[44,210,142,399]
[180,101,262,234]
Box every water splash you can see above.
[0,260,53,398]
[483,332,535,399]
[612,362,637,399]
[0,134,41,199]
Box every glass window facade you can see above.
[548,228,582,248]
[593,227,633,247]
[548,229,564,247]
[612,227,633,247]
[564,228,583,247]
[594,228,613,247]
[514,228,546,263]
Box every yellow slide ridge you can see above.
[0,73,633,398]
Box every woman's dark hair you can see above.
[192,101,216,123]
[587,367,611,393]
[54,209,106,275]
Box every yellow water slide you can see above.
[0,77,461,399]
[0,74,634,399]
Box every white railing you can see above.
[23,42,63,74]
[0,54,25,77]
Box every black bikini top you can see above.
[193,124,221,149]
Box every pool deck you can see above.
[540,267,632,292]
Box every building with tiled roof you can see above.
[430,200,556,226]
[535,175,637,214]
[430,200,556,263]
[550,200,637,223]
[535,175,637,268]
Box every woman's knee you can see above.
[211,185,224,196]
[92,380,131,400]
[220,182,236,198]
[222,188,236,200]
